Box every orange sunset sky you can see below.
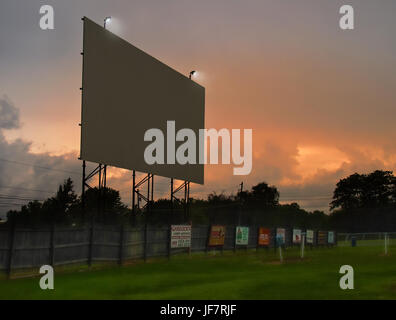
[1,0,395,217]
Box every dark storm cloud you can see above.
[0,96,20,129]
[0,95,83,218]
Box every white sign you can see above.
[306,230,314,244]
[171,225,191,248]
[328,231,335,244]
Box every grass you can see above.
[0,245,395,300]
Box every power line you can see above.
[0,202,27,206]
[0,194,45,201]
[0,158,80,175]
[0,185,53,194]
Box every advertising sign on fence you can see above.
[292,229,302,244]
[235,226,249,245]
[170,225,191,248]
[258,228,271,246]
[209,225,226,246]
[318,231,327,245]
[306,230,314,244]
[276,228,286,246]
[328,231,335,244]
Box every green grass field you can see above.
[1,245,395,300]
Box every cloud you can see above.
[1,94,395,218]
[0,95,83,218]
[0,95,20,129]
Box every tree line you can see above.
[2,170,396,232]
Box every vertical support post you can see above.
[256,226,259,252]
[119,225,124,265]
[103,165,107,215]
[238,182,243,225]
[144,224,148,262]
[103,165,107,188]
[188,221,192,257]
[384,232,388,256]
[88,220,94,266]
[167,225,171,260]
[98,164,102,187]
[82,160,86,221]
[97,164,102,219]
[184,181,187,221]
[301,234,305,259]
[132,170,136,214]
[151,175,154,203]
[206,225,211,254]
[49,223,55,266]
[147,174,150,214]
[7,218,16,279]
[170,178,174,214]
[233,225,237,253]
[187,182,190,222]
[279,244,283,263]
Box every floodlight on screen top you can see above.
[80,17,205,184]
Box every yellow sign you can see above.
[209,225,226,246]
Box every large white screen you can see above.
[80,17,205,184]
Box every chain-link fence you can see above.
[0,225,336,277]
[337,232,396,254]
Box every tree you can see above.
[82,187,127,215]
[250,182,279,207]
[330,173,364,210]
[330,170,396,210]
[40,177,78,224]
[207,192,233,204]
[6,178,78,225]
[46,177,78,213]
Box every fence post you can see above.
[49,223,55,266]
[205,225,211,254]
[143,224,148,262]
[188,222,192,257]
[245,226,249,253]
[233,225,237,253]
[7,219,16,279]
[167,225,171,260]
[88,220,94,266]
[310,231,314,250]
[256,226,259,253]
[119,225,124,265]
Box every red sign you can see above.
[258,228,271,246]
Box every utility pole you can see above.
[238,182,243,225]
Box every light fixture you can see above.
[189,70,196,79]
[104,16,112,28]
